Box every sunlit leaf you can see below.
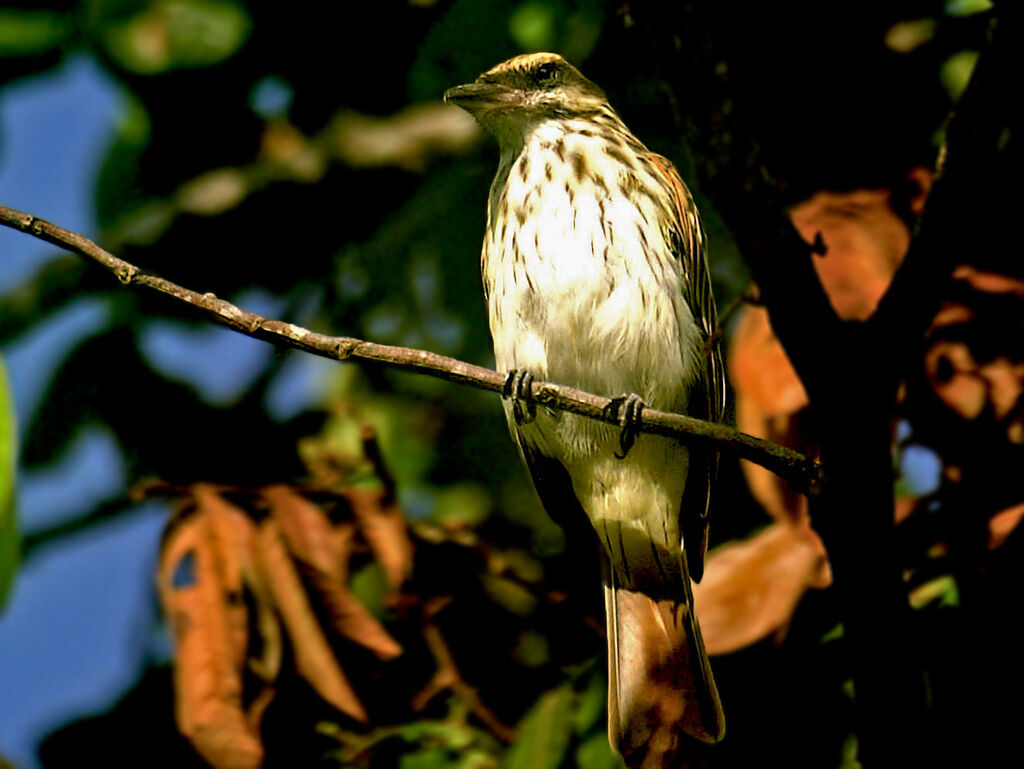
[174,168,252,216]
[101,0,251,75]
[940,50,979,101]
[909,575,960,609]
[944,0,992,16]
[0,357,17,609]
[884,19,936,54]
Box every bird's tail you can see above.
[604,553,725,767]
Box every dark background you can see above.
[1,1,1014,767]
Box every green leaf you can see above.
[101,0,251,75]
[432,482,493,526]
[820,622,844,644]
[945,0,992,16]
[350,562,390,620]
[940,50,980,101]
[453,749,501,769]
[512,630,549,668]
[508,2,556,51]
[505,685,575,769]
[839,733,863,769]
[572,670,606,736]
[574,733,625,769]
[0,356,19,609]
[909,574,960,609]
[0,9,72,57]
[400,747,451,769]
[481,574,537,617]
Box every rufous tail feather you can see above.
[604,554,725,768]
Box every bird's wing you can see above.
[511,427,594,540]
[645,153,725,583]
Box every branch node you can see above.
[336,339,357,360]
[534,382,557,403]
[116,264,137,285]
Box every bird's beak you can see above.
[443,82,518,116]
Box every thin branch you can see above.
[413,619,517,743]
[0,203,819,492]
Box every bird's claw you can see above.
[607,393,644,458]
[504,369,536,424]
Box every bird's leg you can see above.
[607,393,645,459]
[503,369,536,424]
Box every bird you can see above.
[445,52,726,765]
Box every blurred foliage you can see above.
[0,356,16,608]
[0,0,1020,767]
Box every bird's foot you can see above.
[607,393,645,458]
[503,369,537,424]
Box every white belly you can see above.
[481,128,700,559]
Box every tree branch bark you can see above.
[0,203,819,493]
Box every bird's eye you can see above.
[535,62,559,86]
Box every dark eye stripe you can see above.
[535,62,559,85]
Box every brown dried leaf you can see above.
[194,484,253,669]
[158,511,263,769]
[264,485,342,580]
[953,265,1024,298]
[730,307,809,524]
[254,518,367,722]
[693,523,831,655]
[348,488,413,593]
[988,502,1024,550]
[264,486,402,660]
[789,187,910,321]
[728,304,808,419]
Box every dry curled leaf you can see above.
[347,488,413,595]
[789,184,919,321]
[924,267,1024,438]
[264,485,402,660]
[254,517,368,723]
[159,509,263,769]
[988,502,1024,550]
[693,523,831,655]
[729,304,809,525]
[194,485,254,669]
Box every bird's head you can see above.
[444,53,607,147]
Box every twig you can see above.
[0,203,819,492]
[413,620,517,743]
